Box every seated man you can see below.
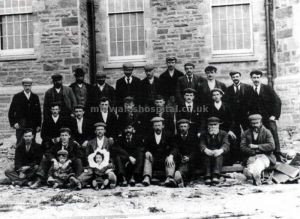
[199,117,230,185]
[169,119,198,187]
[113,123,144,186]
[30,128,83,189]
[142,117,174,187]
[241,114,276,186]
[5,128,42,187]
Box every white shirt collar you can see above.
[154,132,162,144]
[98,83,105,91]
[148,77,154,84]
[77,83,83,88]
[24,91,31,100]
[253,84,261,94]
[125,76,133,84]
[101,111,108,122]
[168,69,174,77]
[52,115,59,123]
[97,137,104,149]
[185,102,193,110]
[55,87,61,93]
[214,101,222,110]
[207,80,216,90]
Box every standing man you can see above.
[69,68,93,114]
[159,57,184,106]
[248,70,282,161]
[175,63,205,105]
[199,117,230,185]
[115,63,141,107]
[43,73,77,118]
[92,72,115,107]
[140,64,161,106]
[5,129,42,186]
[241,114,276,186]
[198,66,227,106]
[8,78,41,144]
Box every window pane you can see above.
[8,35,13,49]
[129,0,136,11]
[131,26,137,41]
[212,20,219,36]
[123,14,129,26]
[138,41,144,55]
[115,0,122,13]
[5,0,12,8]
[137,0,143,10]
[243,18,250,34]
[22,35,28,48]
[117,27,123,41]
[14,35,20,48]
[28,34,33,47]
[221,35,227,50]
[124,27,130,41]
[124,41,130,55]
[137,13,144,26]
[219,6,226,20]
[138,26,144,40]
[108,0,115,12]
[235,5,242,19]
[236,19,243,33]
[110,42,117,56]
[228,34,235,49]
[130,13,136,26]
[244,34,251,49]
[131,41,137,55]
[122,0,128,11]
[110,28,116,42]
[213,36,220,50]
[117,42,124,56]
[242,4,250,18]
[19,0,25,7]
[212,7,220,19]
[14,20,20,35]
[109,15,116,28]
[116,14,123,27]
[12,0,19,9]
[220,20,227,35]
[236,34,243,49]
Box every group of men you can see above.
[6,57,283,188]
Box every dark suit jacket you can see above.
[226,83,253,128]
[175,74,205,105]
[171,133,198,161]
[69,82,93,109]
[91,83,115,107]
[176,103,202,134]
[117,111,144,136]
[248,84,282,120]
[199,130,230,153]
[45,140,81,161]
[8,91,41,129]
[115,76,141,106]
[70,116,93,145]
[240,125,276,165]
[41,116,71,142]
[159,69,184,101]
[198,79,227,106]
[143,110,175,135]
[93,111,118,139]
[14,142,42,170]
[86,136,112,156]
[140,77,161,106]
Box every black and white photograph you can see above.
[0,0,300,218]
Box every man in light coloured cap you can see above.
[115,62,141,107]
[142,116,175,187]
[241,114,276,186]
[140,64,162,106]
[91,71,115,107]
[8,77,42,144]
[199,116,230,185]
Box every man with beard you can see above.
[30,128,83,189]
[248,70,282,161]
[5,129,42,187]
[8,78,41,144]
[43,73,77,119]
[198,66,227,106]
[69,68,93,113]
[241,114,276,186]
[140,64,161,106]
[175,63,204,105]
[115,63,141,107]
[142,117,175,187]
[170,119,198,187]
[199,117,230,185]
[159,57,184,106]
[92,72,115,107]
[226,71,252,162]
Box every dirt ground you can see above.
[0,131,300,219]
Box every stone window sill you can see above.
[104,60,148,69]
[208,55,259,64]
[0,54,38,62]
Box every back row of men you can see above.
[7,57,282,188]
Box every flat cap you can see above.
[59,127,71,134]
[177,119,190,125]
[74,68,85,77]
[250,70,263,77]
[166,57,177,62]
[184,88,196,94]
[207,117,221,124]
[229,71,241,77]
[23,128,33,134]
[184,63,195,68]
[144,64,155,71]
[205,65,217,72]
[211,88,224,95]
[124,96,134,103]
[22,78,33,84]
[73,104,85,110]
[51,73,63,81]
[95,72,107,78]
[151,117,165,123]
[50,101,61,107]
[94,122,107,128]
[154,95,165,100]
[123,62,134,69]
[248,114,262,122]
[57,149,68,156]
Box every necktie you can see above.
[235,85,239,94]
[255,86,258,95]
[188,105,192,113]
[188,76,192,87]
[26,145,30,152]
[126,77,130,84]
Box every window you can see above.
[0,0,33,56]
[107,0,145,61]
[211,0,253,55]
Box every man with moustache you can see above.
[115,63,141,107]
[8,78,42,144]
[159,57,184,106]
[241,114,276,186]
[175,63,204,105]
[92,72,115,107]
[43,73,77,119]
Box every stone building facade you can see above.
[0,0,299,138]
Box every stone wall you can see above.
[274,1,300,129]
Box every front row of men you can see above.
[5,112,275,189]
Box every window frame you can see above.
[0,0,34,57]
[106,0,146,63]
[210,0,254,56]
